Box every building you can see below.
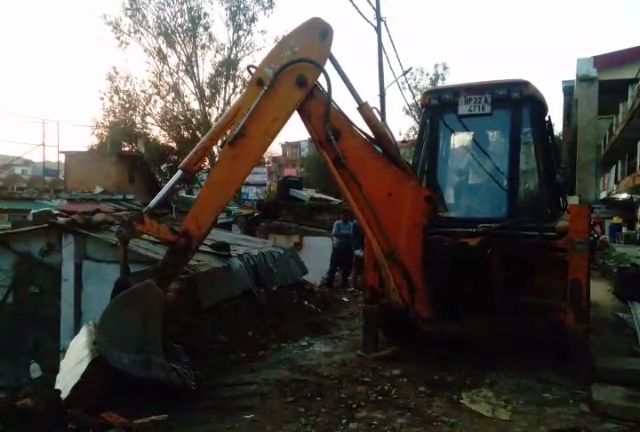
[241,165,268,202]
[62,151,160,203]
[279,139,312,177]
[562,46,640,202]
[0,156,34,178]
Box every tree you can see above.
[93,0,275,180]
[92,69,181,183]
[2,174,26,192]
[301,150,341,198]
[47,178,65,192]
[26,176,44,190]
[400,63,450,139]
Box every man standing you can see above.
[327,212,353,288]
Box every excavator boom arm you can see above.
[130,18,334,288]
[297,85,435,319]
[127,18,436,320]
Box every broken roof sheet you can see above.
[58,223,307,308]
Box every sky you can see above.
[0,0,638,162]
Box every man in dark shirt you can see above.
[327,212,353,288]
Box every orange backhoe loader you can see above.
[90,17,590,385]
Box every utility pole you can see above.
[56,121,60,180]
[42,119,46,188]
[375,0,385,121]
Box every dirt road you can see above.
[149,279,635,432]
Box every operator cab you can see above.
[412,79,566,232]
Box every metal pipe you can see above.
[329,54,364,106]
[144,170,187,212]
[225,86,269,145]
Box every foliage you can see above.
[301,149,341,198]
[93,0,275,182]
[26,176,45,190]
[2,174,26,191]
[47,178,65,192]
[400,63,450,139]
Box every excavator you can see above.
[91,17,590,386]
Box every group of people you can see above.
[326,212,364,288]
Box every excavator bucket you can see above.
[96,280,193,387]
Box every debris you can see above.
[460,388,512,421]
[132,414,169,425]
[356,346,399,360]
[101,411,130,428]
[55,323,99,400]
[591,383,640,422]
[615,312,635,329]
[288,188,342,204]
[630,302,640,350]
[29,360,42,380]
[548,428,592,432]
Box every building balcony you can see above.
[598,70,640,195]
[600,77,640,169]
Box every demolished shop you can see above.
[0,220,306,390]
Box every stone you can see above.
[591,383,640,422]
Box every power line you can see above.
[1,139,41,147]
[382,19,419,106]
[0,145,43,169]
[344,0,417,121]
[0,112,57,123]
[382,43,419,123]
[346,0,376,29]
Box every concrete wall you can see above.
[575,75,600,202]
[562,81,577,194]
[64,152,157,202]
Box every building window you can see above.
[598,78,638,116]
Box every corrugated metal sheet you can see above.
[0,200,53,211]
[59,202,115,214]
[61,224,307,309]
[0,224,49,236]
[630,301,640,350]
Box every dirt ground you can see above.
[122,274,636,432]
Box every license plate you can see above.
[458,94,492,116]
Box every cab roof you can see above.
[421,79,548,113]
